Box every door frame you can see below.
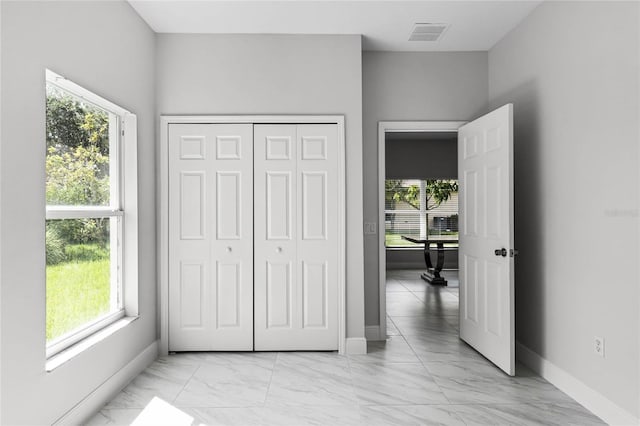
[159,115,347,355]
[377,121,466,339]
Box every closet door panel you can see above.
[169,123,253,351]
[255,124,339,350]
[296,124,339,348]
[254,125,299,347]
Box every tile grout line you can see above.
[344,350,366,425]
[261,352,279,408]
[171,361,202,405]
[386,273,473,406]
[388,312,454,405]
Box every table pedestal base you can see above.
[400,236,455,288]
[421,270,448,286]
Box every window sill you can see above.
[46,316,139,372]
[386,246,424,251]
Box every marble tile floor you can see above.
[87,269,603,426]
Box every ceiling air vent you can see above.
[409,23,449,42]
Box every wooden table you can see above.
[401,236,458,286]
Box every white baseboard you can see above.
[517,342,638,426]
[54,341,159,426]
[345,337,367,355]
[365,325,384,341]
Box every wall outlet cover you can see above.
[594,336,605,357]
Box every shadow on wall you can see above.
[491,79,543,356]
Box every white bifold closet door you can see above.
[168,124,254,351]
[254,124,339,350]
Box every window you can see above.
[45,70,138,357]
[385,179,459,248]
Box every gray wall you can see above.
[386,136,457,180]
[156,34,365,339]
[363,52,488,325]
[489,1,639,417]
[0,1,156,424]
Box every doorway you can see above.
[377,105,516,376]
[377,121,465,339]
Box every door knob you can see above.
[276,247,282,253]
[494,248,507,257]
[226,246,232,253]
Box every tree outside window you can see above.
[385,179,459,248]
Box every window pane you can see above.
[428,193,459,242]
[46,218,115,342]
[46,84,111,206]
[385,212,422,247]
[385,179,459,248]
[385,179,422,247]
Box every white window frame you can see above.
[45,70,138,358]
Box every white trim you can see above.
[0,4,3,414]
[159,115,347,356]
[159,118,170,356]
[46,310,125,359]
[160,115,342,125]
[637,4,640,419]
[336,116,346,355]
[46,316,138,372]
[44,76,139,356]
[122,114,139,316]
[45,69,130,117]
[377,121,466,342]
[52,341,158,426]
[345,337,368,355]
[365,325,383,341]
[517,342,639,426]
[45,207,123,220]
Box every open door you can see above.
[458,104,515,375]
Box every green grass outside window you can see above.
[46,244,110,342]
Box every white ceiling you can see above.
[128,0,542,52]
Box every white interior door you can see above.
[254,124,339,350]
[168,123,254,351]
[458,104,515,375]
